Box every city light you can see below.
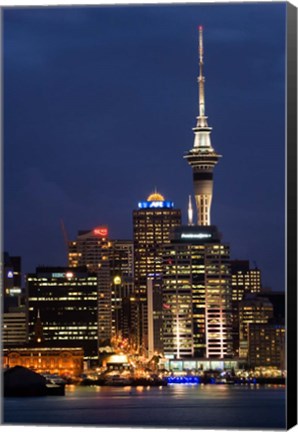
[93,227,108,237]
[138,201,174,209]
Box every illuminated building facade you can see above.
[231,260,262,356]
[162,244,196,358]
[256,291,285,323]
[27,267,98,360]
[162,226,233,360]
[3,253,27,348]
[68,228,112,345]
[3,308,28,347]
[109,240,134,338]
[231,260,262,302]
[184,27,221,226]
[69,230,134,345]
[248,323,285,369]
[147,277,164,357]
[204,242,232,358]
[118,296,138,342]
[3,347,84,376]
[238,294,273,359]
[68,227,110,274]
[133,192,181,352]
[3,252,22,299]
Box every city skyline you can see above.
[4,3,286,291]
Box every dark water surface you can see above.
[3,384,286,429]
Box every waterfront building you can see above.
[27,267,98,361]
[184,26,221,226]
[231,260,262,301]
[3,347,84,376]
[256,291,285,323]
[68,227,112,345]
[133,192,181,353]
[3,252,22,299]
[2,253,28,348]
[117,296,138,344]
[162,225,233,360]
[147,277,164,357]
[109,240,134,338]
[238,294,274,359]
[248,322,285,369]
[3,307,28,347]
[230,260,262,356]
[164,357,239,373]
[69,229,134,346]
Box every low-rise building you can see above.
[3,347,84,376]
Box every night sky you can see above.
[4,3,286,291]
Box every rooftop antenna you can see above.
[60,218,69,258]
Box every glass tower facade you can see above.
[133,193,181,353]
[27,267,98,360]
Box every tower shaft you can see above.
[184,26,221,226]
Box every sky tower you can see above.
[184,26,221,226]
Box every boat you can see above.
[104,375,132,386]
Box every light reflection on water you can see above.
[4,384,286,429]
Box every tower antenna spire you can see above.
[184,26,221,226]
[198,25,205,119]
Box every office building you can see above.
[147,277,164,358]
[27,267,98,360]
[231,260,262,302]
[69,227,112,345]
[3,253,23,313]
[231,260,262,356]
[69,229,134,345]
[2,253,28,348]
[248,322,285,369]
[256,291,285,323]
[133,192,181,352]
[238,294,274,359]
[109,240,134,338]
[162,225,233,360]
[3,307,28,347]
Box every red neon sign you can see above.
[93,227,108,237]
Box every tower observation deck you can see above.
[184,26,221,226]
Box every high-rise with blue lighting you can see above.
[133,192,181,353]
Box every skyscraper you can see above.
[162,226,232,360]
[3,252,22,303]
[230,260,262,356]
[109,240,134,338]
[69,229,134,346]
[27,267,98,361]
[231,260,262,302]
[133,192,181,353]
[184,27,221,226]
[69,228,112,346]
[238,294,274,359]
[3,253,27,348]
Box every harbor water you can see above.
[3,384,286,429]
